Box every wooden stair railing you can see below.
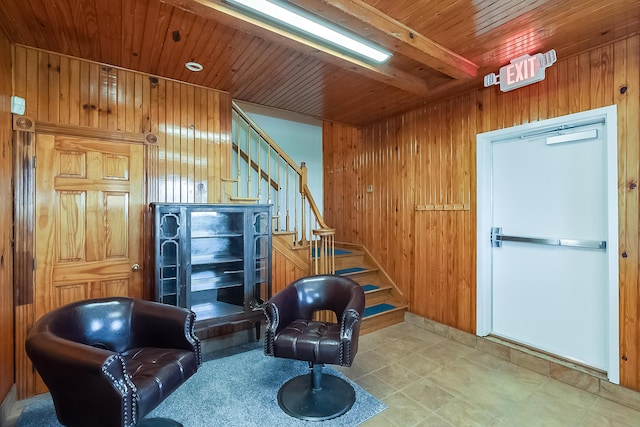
[231,101,335,275]
[302,179,335,275]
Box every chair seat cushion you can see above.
[273,319,342,365]
[121,347,199,418]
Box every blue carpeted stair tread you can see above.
[361,284,379,292]
[364,303,397,317]
[334,249,352,255]
[335,267,367,275]
[311,248,352,258]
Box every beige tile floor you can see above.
[7,321,640,426]
[336,322,640,427]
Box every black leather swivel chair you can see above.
[25,297,201,427]
[263,274,365,421]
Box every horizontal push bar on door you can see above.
[490,228,606,250]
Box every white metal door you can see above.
[490,123,609,370]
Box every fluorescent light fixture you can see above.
[226,0,391,63]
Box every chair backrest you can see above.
[292,275,364,320]
[38,297,136,353]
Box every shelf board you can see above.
[191,256,244,265]
[192,301,244,320]
[191,281,243,292]
[191,232,243,238]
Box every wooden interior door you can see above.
[34,133,145,339]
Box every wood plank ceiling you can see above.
[0,0,638,126]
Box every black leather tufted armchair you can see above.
[263,274,365,421]
[25,297,201,427]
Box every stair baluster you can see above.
[231,102,335,274]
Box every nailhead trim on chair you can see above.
[185,311,202,365]
[263,304,279,357]
[340,309,361,366]
[120,355,139,427]
[101,354,136,427]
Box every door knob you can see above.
[131,263,141,272]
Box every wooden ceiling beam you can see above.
[162,0,431,96]
[290,0,478,79]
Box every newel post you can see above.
[299,162,308,245]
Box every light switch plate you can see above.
[11,96,25,115]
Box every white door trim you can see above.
[476,105,619,383]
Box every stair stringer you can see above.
[335,241,405,303]
[270,236,408,334]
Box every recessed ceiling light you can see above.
[185,62,204,72]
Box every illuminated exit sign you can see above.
[484,49,557,92]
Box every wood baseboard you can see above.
[404,312,640,413]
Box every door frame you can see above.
[476,105,619,383]
[12,118,159,398]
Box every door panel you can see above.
[35,134,144,322]
[493,244,607,368]
[491,124,608,370]
[492,127,606,240]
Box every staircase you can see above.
[332,244,407,334]
[231,102,407,333]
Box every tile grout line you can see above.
[404,312,640,413]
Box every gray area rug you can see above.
[17,348,386,426]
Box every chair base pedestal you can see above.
[277,365,356,421]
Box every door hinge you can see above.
[33,155,36,169]
[33,257,36,271]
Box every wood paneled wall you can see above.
[12,46,234,398]
[323,35,640,391]
[272,249,306,294]
[13,45,232,204]
[0,29,14,405]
